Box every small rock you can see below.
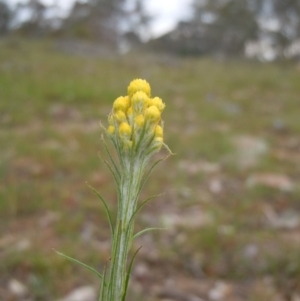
[8,279,28,297]
[209,178,223,194]
[264,207,300,230]
[178,187,192,199]
[218,225,235,236]
[134,262,150,282]
[272,118,286,132]
[81,222,95,242]
[14,238,31,251]
[208,281,233,301]
[39,211,61,228]
[178,160,220,175]
[134,262,149,277]
[232,135,268,169]
[161,207,213,229]
[200,162,221,174]
[57,286,97,301]
[243,244,259,258]
[246,173,294,192]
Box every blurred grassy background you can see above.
[1,39,300,301]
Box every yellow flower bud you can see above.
[145,105,161,123]
[134,115,145,128]
[113,96,129,112]
[127,107,133,118]
[106,79,168,155]
[119,122,132,138]
[123,96,130,108]
[115,110,127,123]
[127,107,134,126]
[107,125,115,134]
[128,79,151,97]
[131,91,148,113]
[151,136,163,151]
[154,136,163,144]
[155,125,163,138]
[148,97,165,112]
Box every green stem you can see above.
[105,160,143,301]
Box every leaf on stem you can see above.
[54,249,103,279]
[133,227,167,240]
[163,142,176,156]
[122,246,142,301]
[102,158,121,188]
[88,185,114,236]
[98,262,107,301]
[107,220,122,300]
[138,157,165,196]
[127,194,163,235]
[101,135,121,179]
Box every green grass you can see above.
[1,39,300,300]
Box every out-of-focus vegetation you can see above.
[0,39,300,300]
[0,0,149,50]
[153,0,300,59]
[2,0,300,59]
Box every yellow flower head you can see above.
[119,122,132,138]
[154,125,163,138]
[107,125,115,135]
[127,107,133,116]
[128,79,151,97]
[113,96,129,112]
[151,136,163,151]
[115,110,127,123]
[149,97,165,112]
[126,107,134,124]
[145,105,161,123]
[106,79,167,155]
[134,115,145,129]
[131,91,148,114]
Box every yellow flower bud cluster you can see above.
[107,79,165,153]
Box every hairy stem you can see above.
[105,161,142,301]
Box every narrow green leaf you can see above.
[108,220,122,300]
[96,150,120,192]
[54,250,102,279]
[122,246,142,301]
[127,194,162,234]
[102,137,121,179]
[162,142,175,155]
[99,263,107,301]
[88,185,114,236]
[133,227,166,240]
[138,158,164,196]
[102,159,121,188]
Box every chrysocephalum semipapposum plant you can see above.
[56,79,171,301]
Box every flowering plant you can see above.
[56,79,170,301]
